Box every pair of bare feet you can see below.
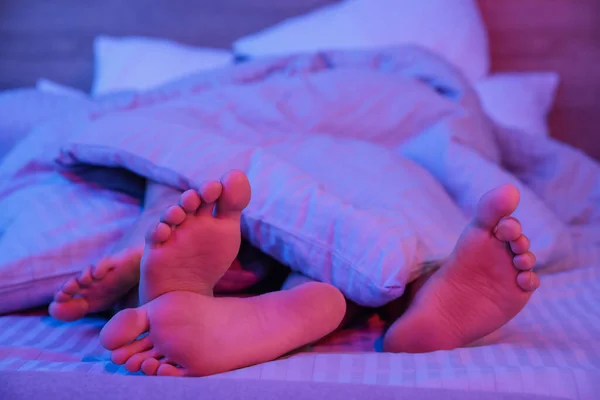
[49,170,539,376]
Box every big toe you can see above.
[215,170,251,218]
[99,307,149,350]
[474,184,520,229]
[49,297,89,322]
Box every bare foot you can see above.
[214,251,268,294]
[100,285,345,377]
[383,184,540,353]
[138,170,251,303]
[47,181,181,321]
[48,178,263,322]
[48,243,264,322]
[48,247,142,321]
[100,170,346,376]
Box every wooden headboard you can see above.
[1,0,599,159]
[479,0,600,159]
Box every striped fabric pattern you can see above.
[56,47,581,306]
[1,265,599,399]
[2,47,597,312]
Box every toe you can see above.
[179,190,201,214]
[494,217,522,242]
[160,205,187,226]
[110,336,153,365]
[113,247,143,268]
[157,363,185,377]
[77,266,94,287]
[514,252,536,271]
[510,235,530,255]
[48,297,90,322]
[196,180,223,215]
[100,307,150,350]
[124,349,160,373]
[145,222,172,246]
[215,170,251,219]
[474,184,520,229]
[124,353,146,373]
[517,270,540,292]
[92,258,113,280]
[61,277,81,296]
[199,181,223,203]
[53,289,73,302]
[141,358,161,375]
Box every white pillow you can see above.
[401,120,572,268]
[36,79,88,99]
[91,36,233,95]
[475,72,560,136]
[233,0,489,82]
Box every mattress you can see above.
[0,371,566,400]
[1,265,599,399]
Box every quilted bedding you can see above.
[1,46,598,312]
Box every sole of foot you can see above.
[383,184,540,353]
[100,170,346,376]
[100,284,345,377]
[49,247,142,322]
[138,170,252,303]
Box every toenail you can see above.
[514,252,536,270]
[527,272,533,287]
[528,272,540,290]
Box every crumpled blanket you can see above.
[0,46,598,313]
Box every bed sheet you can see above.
[1,265,599,399]
[0,371,566,400]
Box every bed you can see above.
[1,1,600,399]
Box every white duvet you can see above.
[0,46,598,314]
